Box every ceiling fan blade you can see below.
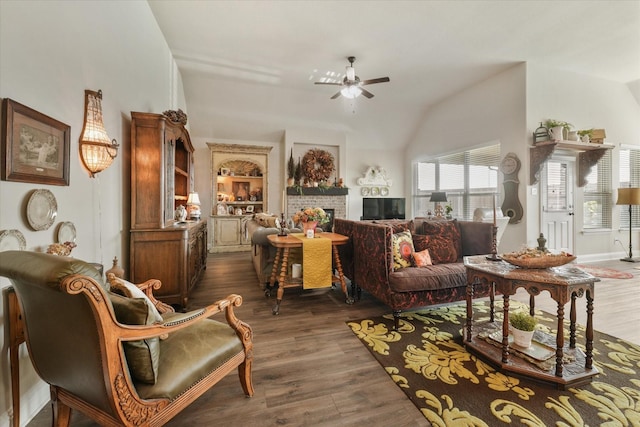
[315,82,342,86]
[361,77,390,86]
[360,88,374,99]
[330,91,342,100]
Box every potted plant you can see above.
[544,119,573,142]
[509,311,538,348]
[445,203,453,219]
[287,149,295,186]
[577,129,593,143]
[294,159,303,186]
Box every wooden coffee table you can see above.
[267,232,353,315]
[463,255,599,389]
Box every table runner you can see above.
[292,233,332,289]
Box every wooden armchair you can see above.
[0,250,253,427]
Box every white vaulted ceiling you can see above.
[148,0,640,149]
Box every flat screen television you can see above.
[362,197,406,220]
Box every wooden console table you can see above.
[463,255,599,389]
[267,232,353,315]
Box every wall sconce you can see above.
[187,192,201,220]
[79,89,119,177]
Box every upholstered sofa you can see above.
[334,218,494,328]
[247,213,301,287]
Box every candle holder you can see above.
[278,212,287,236]
[486,224,501,261]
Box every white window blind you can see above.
[583,150,612,229]
[415,144,500,219]
[619,146,640,229]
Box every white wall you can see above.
[405,62,640,258]
[0,2,185,425]
[526,64,640,261]
[405,63,528,252]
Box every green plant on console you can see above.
[544,119,573,130]
[509,311,538,332]
[445,204,453,215]
[577,129,594,137]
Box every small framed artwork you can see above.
[246,205,254,213]
[232,181,250,201]
[1,98,70,186]
[220,167,230,176]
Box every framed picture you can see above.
[232,181,249,201]
[1,98,71,185]
[1,98,70,186]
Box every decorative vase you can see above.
[303,221,318,238]
[549,126,564,142]
[511,328,534,348]
[581,134,590,143]
[106,256,125,279]
[287,177,294,187]
[175,205,187,221]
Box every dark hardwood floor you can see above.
[27,252,639,426]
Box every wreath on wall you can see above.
[301,149,335,183]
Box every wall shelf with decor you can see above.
[530,140,614,186]
[209,143,272,253]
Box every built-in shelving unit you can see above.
[208,143,272,253]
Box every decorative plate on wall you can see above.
[57,221,77,243]
[26,189,58,231]
[0,229,27,251]
[361,187,370,196]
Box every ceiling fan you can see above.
[315,56,390,100]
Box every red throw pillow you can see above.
[412,249,432,267]
[421,220,462,260]
[412,234,458,264]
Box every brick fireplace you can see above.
[286,188,348,232]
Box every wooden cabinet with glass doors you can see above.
[208,143,272,253]
[130,112,207,308]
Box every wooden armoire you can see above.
[129,112,207,308]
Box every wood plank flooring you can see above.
[27,253,640,426]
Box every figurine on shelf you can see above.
[175,205,187,221]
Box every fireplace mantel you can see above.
[286,187,348,196]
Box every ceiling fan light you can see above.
[341,85,362,99]
[346,65,355,81]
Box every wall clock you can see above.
[500,152,523,224]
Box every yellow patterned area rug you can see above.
[347,301,640,426]
[292,233,332,289]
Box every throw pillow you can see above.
[421,220,462,260]
[108,292,160,384]
[108,275,163,324]
[392,230,415,270]
[412,249,433,267]
[412,234,458,264]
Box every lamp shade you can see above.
[616,188,640,205]
[79,89,118,177]
[429,192,448,202]
[187,192,201,205]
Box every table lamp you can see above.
[187,192,201,220]
[616,187,640,262]
[430,192,447,219]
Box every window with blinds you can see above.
[415,144,500,220]
[583,150,612,229]
[619,146,640,229]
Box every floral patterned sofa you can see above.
[334,218,494,328]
